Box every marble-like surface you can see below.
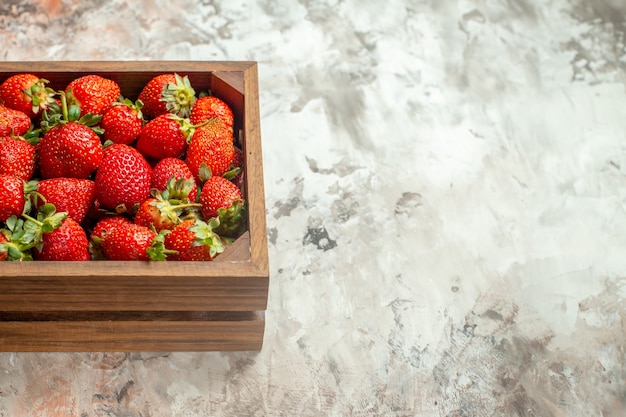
[1,0,626,415]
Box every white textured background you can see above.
[0,0,625,416]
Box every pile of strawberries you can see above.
[0,72,245,261]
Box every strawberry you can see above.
[135,114,192,160]
[33,216,90,261]
[37,122,103,179]
[90,215,131,242]
[199,175,245,236]
[0,135,37,181]
[100,222,167,261]
[35,178,96,223]
[134,184,201,232]
[0,105,31,137]
[189,95,234,128]
[134,197,178,232]
[0,175,30,222]
[0,73,55,118]
[137,73,196,119]
[151,157,198,201]
[185,119,235,183]
[164,218,224,261]
[65,74,121,116]
[101,99,144,145]
[94,144,152,212]
[88,215,132,259]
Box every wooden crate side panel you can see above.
[0,311,265,352]
[242,64,269,274]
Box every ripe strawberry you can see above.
[101,222,166,261]
[37,122,103,179]
[0,135,37,181]
[135,114,192,160]
[189,95,234,128]
[137,73,196,119]
[151,158,198,201]
[0,105,31,137]
[94,144,152,212]
[36,178,96,223]
[134,197,178,232]
[91,215,132,242]
[164,218,224,261]
[0,73,55,118]
[65,74,121,116]
[134,183,201,232]
[185,119,235,183]
[0,175,28,222]
[199,175,245,236]
[101,99,144,145]
[33,217,90,261]
[88,215,132,259]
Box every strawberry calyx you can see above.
[40,90,103,135]
[113,97,144,119]
[0,216,37,261]
[22,78,56,116]
[22,202,67,235]
[166,114,210,144]
[0,202,67,261]
[146,180,202,227]
[189,217,225,258]
[159,176,199,204]
[213,199,246,237]
[160,74,196,118]
[222,166,242,182]
[146,229,177,261]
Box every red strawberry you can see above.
[94,144,152,212]
[151,157,198,201]
[137,73,196,119]
[0,73,55,118]
[101,222,166,261]
[37,122,103,179]
[134,183,201,232]
[88,215,132,259]
[135,114,192,160]
[199,175,245,236]
[36,178,96,223]
[134,197,178,232]
[164,218,224,261]
[65,75,121,116]
[101,99,144,145]
[91,215,131,242]
[0,175,28,222]
[0,105,31,137]
[189,95,234,128]
[0,135,37,181]
[185,119,235,183]
[33,217,90,261]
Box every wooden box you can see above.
[0,62,269,351]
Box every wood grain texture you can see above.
[0,61,268,351]
[0,311,265,351]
